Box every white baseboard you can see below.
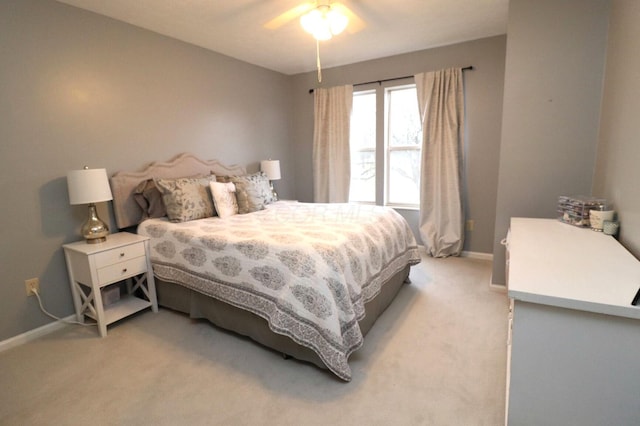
[0,317,73,353]
[488,273,508,293]
[489,282,508,293]
[460,251,493,261]
[417,245,493,261]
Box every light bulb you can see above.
[327,9,348,35]
[301,4,348,41]
[301,9,322,35]
[313,25,333,41]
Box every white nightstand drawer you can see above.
[94,242,146,269]
[97,255,147,285]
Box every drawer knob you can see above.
[122,268,128,273]
[120,252,125,257]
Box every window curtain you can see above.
[312,85,353,203]
[414,68,465,257]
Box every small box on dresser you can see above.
[557,195,606,227]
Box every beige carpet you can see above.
[0,253,508,425]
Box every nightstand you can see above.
[63,232,158,337]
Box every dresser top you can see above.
[508,218,640,320]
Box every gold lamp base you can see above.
[82,203,109,244]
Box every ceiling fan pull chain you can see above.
[316,39,322,83]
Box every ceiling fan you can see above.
[265,2,365,82]
[264,1,366,39]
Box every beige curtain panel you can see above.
[312,85,353,203]
[415,68,465,257]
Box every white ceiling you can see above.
[55,0,509,75]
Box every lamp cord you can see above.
[32,289,95,327]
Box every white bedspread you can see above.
[138,201,420,380]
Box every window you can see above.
[349,91,376,203]
[349,84,422,208]
[385,85,422,207]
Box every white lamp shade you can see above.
[260,160,281,181]
[67,168,113,205]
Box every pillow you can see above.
[133,179,166,219]
[229,172,274,214]
[154,175,217,222]
[209,181,238,219]
[255,171,276,205]
[217,173,273,203]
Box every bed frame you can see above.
[110,153,411,372]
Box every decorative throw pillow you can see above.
[229,172,273,214]
[133,179,166,219]
[256,171,276,205]
[209,181,238,219]
[154,175,217,222]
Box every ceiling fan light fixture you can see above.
[300,4,348,41]
[314,27,333,41]
[327,9,348,35]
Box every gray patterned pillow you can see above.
[154,175,217,222]
[229,172,273,214]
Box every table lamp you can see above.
[260,160,281,201]
[67,166,113,243]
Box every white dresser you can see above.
[506,218,640,425]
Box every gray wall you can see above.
[492,0,610,285]
[0,0,293,341]
[290,36,507,255]
[593,0,640,258]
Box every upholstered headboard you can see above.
[110,153,246,230]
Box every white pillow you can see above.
[209,181,238,219]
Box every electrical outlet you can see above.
[25,278,40,296]
[466,220,475,231]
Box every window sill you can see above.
[386,204,419,211]
[348,201,419,211]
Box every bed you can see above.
[110,153,420,381]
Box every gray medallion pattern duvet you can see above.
[138,201,420,381]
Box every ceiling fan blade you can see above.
[264,2,316,30]
[332,2,366,34]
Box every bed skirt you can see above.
[155,264,411,372]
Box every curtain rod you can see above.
[308,66,473,94]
